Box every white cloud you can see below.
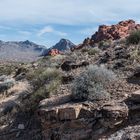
[0,0,140,25]
[18,31,32,36]
[0,25,12,30]
[38,26,67,37]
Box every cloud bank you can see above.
[0,0,140,25]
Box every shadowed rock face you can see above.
[78,20,140,48]
[0,40,46,62]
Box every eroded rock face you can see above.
[79,20,140,48]
[37,99,128,140]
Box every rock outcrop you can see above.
[37,96,129,140]
[78,20,140,48]
[48,49,62,56]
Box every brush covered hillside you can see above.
[0,20,140,140]
[0,40,46,62]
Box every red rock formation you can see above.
[48,49,62,56]
[78,20,140,48]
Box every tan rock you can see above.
[58,104,82,121]
[39,94,71,108]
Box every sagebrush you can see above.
[72,65,116,101]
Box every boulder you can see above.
[100,102,128,128]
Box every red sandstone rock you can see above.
[48,49,62,56]
[78,20,140,48]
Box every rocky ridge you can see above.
[78,20,140,48]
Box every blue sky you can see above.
[0,0,140,48]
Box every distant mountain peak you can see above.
[42,38,76,56]
[52,38,76,51]
[22,40,32,44]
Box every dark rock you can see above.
[62,75,74,84]
[99,52,110,64]
[0,79,14,92]
[61,60,89,71]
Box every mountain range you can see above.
[0,39,76,62]
[0,40,47,62]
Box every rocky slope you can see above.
[0,40,46,62]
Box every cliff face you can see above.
[80,20,140,48]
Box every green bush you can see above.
[25,68,62,111]
[130,46,140,62]
[98,40,111,50]
[27,67,61,89]
[81,47,100,55]
[127,30,140,45]
[88,48,100,55]
[71,65,116,101]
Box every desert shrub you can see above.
[130,46,140,62]
[32,86,49,102]
[127,30,140,45]
[81,47,100,55]
[27,67,61,89]
[81,48,89,53]
[71,65,116,101]
[25,68,62,111]
[98,40,111,50]
[88,47,100,55]
[37,55,66,68]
